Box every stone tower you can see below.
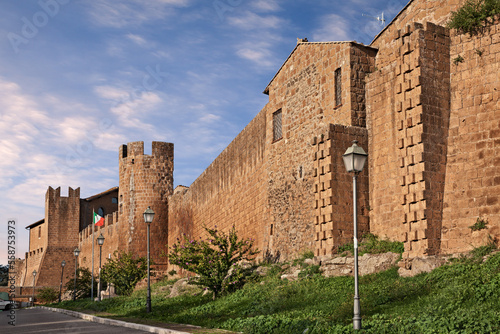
[118,141,174,269]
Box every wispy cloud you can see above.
[85,0,190,28]
[250,0,281,12]
[94,85,162,132]
[312,14,351,42]
[126,33,148,46]
[227,11,286,68]
[228,11,284,30]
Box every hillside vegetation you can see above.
[54,248,500,334]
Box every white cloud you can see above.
[312,14,351,42]
[250,0,281,12]
[235,40,278,68]
[95,85,162,132]
[126,34,148,46]
[228,11,284,30]
[85,0,190,28]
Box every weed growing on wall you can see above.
[469,217,489,231]
[337,233,404,256]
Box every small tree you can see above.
[169,225,259,299]
[101,251,148,296]
[37,287,59,304]
[64,267,97,300]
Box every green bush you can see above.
[37,287,59,303]
[101,251,148,296]
[64,267,97,300]
[447,0,500,35]
[169,225,259,299]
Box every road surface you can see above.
[0,307,150,333]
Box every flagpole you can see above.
[91,209,94,301]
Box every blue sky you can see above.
[0,0,409,265]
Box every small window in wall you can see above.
[335,67,342,107]
[98,207,104,217]
[112,197,118,204]
[273,109,282,141]
[38,226,41,238]
[270,224,274,236]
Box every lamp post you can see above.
[97,233,105,302]
[32,270,37,307]
[73,248,80,301]
[59,260,66,303]
[143,206,155,313]
[342,140,368,331]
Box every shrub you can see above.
[0,265,8,286]
[101,251,148,296]
[447,0,500,35]
[169,225,259,299]
[37,287,59,303]
[64,267,98,300]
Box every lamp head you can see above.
[143,206,155,224]
[97,233,105,246]
[342,140,368,173]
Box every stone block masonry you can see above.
[119,142,174,270]
[312,125,369,257]
[367,21,451,258]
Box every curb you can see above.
[38,306,192,334]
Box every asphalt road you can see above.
[0,308,150,333]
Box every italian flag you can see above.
[93,212,104,227]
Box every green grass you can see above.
[52,251,500,333]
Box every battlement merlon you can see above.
[45,186,81,201]
[119,141,174,160]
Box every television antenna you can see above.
[362,12,386,26]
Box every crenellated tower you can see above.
[118,141,174,269]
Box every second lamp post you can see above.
[59,260,66,303]
[73,247,80,301]
[97,233,105,302]
[143,206,155,313]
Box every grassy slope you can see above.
[54,251,500,334]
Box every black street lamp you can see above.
[143,206,155,313]
[342,140,368,331]
[73,248,80,301]
[97,233,105,302]
[59,260,66,303]
[32,270,37,307]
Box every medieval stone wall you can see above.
[440,22,500,253]
[168,109,268,262]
